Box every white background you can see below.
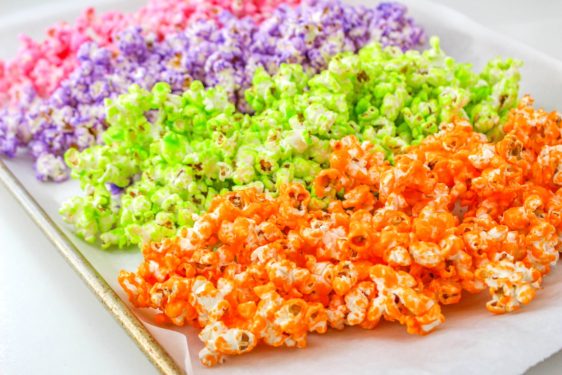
[1,1,562,374]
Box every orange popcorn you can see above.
[120,96,562,366]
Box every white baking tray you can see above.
[2,0,562,374]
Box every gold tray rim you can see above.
[0,159,186,375]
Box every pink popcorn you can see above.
[0,0,301,108]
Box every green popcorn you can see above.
[292,157,323,182]
[62,37,522,248]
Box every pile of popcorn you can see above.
[0,0,423,181]
[60,37,520,248]
[120,98,562,365]
[0,0,301,107]
[1,0,561,369]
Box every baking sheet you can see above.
[2,0,562,374]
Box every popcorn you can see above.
[370,265,444,335]
[2,0,559,367]
[475,260,542,314]
[199,322,257,367]
[62,37,520,247]
[0,0,300,109]
[120,98,561,366]
[1,1,425,182]
[344,281,376,326]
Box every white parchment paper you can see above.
[3,0,562,373]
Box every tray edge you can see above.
[0,159,186,375]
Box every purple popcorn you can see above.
[0,1,425,181]
[0,84,35,158]
[107,183,125,196]
[13,27,187,182]
[0,114,19,158]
